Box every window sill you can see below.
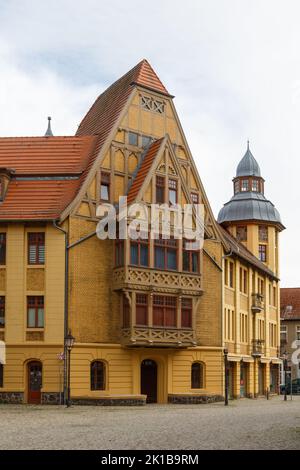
[27,264,45,269]
[26,328,44,331]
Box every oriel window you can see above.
[27,296,44,328]
[181,298,192,328]
[130,237,149,267]
[182,240,199,273]
[100,172,110,201]
[154,237,177,270]
[0,233,6,265]
[153,295,177,328]
[28,233,45,265]
[123,295,130,328]
[136,294,148,326]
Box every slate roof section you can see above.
[281,288,300,320]
[127,138,164,204]
[236,145,261,177]
[218,191,284,229]
[219,225,278,280]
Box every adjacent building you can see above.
[280,288,300,380]
[0,60,284,404]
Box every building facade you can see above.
[0,60,283,404]
[218,144,284,397]
[280,288,300,381]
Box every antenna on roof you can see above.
[45,116,53,137]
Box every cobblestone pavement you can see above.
[0,396,299,450]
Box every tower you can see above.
[218,142,284,275]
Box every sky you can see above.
[0,0,299,287]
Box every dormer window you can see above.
[241,179,249,192]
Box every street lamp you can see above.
[283,351,288,402]
[65,330,75,408]
[224,348,229,406]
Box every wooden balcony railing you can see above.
[121,326,197,348]
[251,339,265,357]
[251,293,264,313]
[113,266,202,295]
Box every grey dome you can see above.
[236,144,261,177]
[217,191,283,228]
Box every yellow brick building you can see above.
[0,60,283,404]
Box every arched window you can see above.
[191,362,204,389]
[91,361,106,391]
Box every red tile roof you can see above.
[127,138,164,204]
[0,60,170,221]
[281,288,300,320]
[0,179,80,220]
[0,136,96,175]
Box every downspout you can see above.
[53,220,69,405]
[53,220,97,404]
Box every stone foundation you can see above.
[0,392,24,404]
[168,394,224,404]
[71,396,147,406]
[41,392,62,405]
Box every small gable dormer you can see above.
[0,168,15,201]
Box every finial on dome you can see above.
[247,139,250,150]
[45,116,53,137]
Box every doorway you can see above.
[141,359,157,403]
[27,361,42,404]
[240,363,248,398]
[258,363,265,395]
[270,364,279,393]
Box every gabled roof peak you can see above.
[130,59,170,96]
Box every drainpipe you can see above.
[53,220,69,405]
[53,220,97,405]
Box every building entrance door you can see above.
[270,364,279,393]
[258,363,265,395]
[240,363,247,397]
[141,359,157,403]
[27,361,42,404]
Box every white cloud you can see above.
[0,0,299,286]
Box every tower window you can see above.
[234,181,240,193]
[236,226,247,242]
[259,244,267,262]
[259,226,268,242]
[252,179,259,192]
[241,180,249,191]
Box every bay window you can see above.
[154,237,177,270]
[153,295,177,327]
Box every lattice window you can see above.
[140,95,165,114]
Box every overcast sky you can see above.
[0,0,299,287]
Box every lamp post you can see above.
[65,330,75,408]
[224,348,229,406]
[283,352,288,402]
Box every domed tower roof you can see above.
[236,141,261,177]
[217,143,284,230]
